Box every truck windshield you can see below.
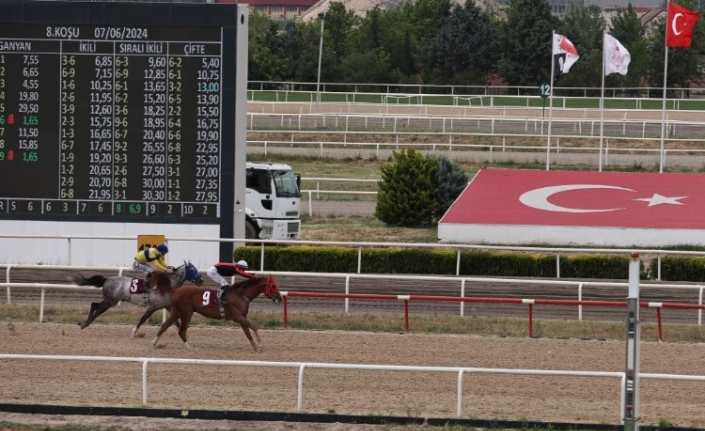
[272,170,301,198]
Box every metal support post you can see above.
[623,252,641,431]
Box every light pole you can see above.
[315,12,326,110]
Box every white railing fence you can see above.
[3,268,705,326]
[246,82,702,104]
[3,234,705,278]
[2,352,705,423]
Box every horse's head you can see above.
[263,274,282,304]
[184,261,204,286]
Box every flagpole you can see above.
[599,32,606,172]
[546,30,555,171]
[660,2,670,174]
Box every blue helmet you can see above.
[156,244,169,254]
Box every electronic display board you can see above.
[0,1,239,227]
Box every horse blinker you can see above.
[264,276,282,303]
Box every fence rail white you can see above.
[3,235,705,278]
[1,352,704,423]
[3,267,705,326]
[247,83,703,105]
[246,106,705,169]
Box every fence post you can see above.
[142,360,149,405]
[5,264,12,305]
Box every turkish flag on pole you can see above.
[552,34,579,74]
[666,2,700,48]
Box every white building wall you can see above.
[0,221,222,269]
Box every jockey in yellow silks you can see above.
[132,244,172,277]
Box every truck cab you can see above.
[245,162,301,240]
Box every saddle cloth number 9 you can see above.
[201,290,218,306]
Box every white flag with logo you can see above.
[603,33,630,76]
[552,33,579,74]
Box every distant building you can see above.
[493,0,664,13]
[213,0,317,19]
[584,0,664,6]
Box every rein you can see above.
[227,276,278,305]
[236,277,267,302]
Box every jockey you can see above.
[206,259,256,303]
[132,244,172,279]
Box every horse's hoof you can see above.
[151,337,159,346]
[184,342,192,350]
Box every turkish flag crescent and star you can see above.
[666,2,700,48]
[440,169,705,230]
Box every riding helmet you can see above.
[237,259,248,269]
[157,244,169,254]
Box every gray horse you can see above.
[72,261,204,335]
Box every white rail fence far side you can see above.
[2,233,705,278]
[4,267,705,329]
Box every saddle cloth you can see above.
[128,278,147,294]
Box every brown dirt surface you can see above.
[2,322,705,430]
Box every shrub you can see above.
[375,148,437,226]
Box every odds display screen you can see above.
[0,1,237,223]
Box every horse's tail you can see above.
[71,274,108,287]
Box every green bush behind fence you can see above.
[233,246,705,281]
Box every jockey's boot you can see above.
[218,286,228,304]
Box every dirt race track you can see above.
[2,321,705,430]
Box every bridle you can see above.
[238,275,280,303]
[263,277,277,299]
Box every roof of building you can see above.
[300,0,499,21]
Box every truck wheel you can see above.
[245,221,257,239]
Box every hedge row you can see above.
[232,246,705,281]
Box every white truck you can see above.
[245,162,302,240]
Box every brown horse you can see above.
[151,274,282,351]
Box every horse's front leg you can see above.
[232,315,262,350]
[152,311,180,347]
[177,311,194,350]
[239,324,258,352]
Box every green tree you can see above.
[558,5,606,90]
[404,0,453,83]
[610,3,645,45]
[286,18,332,83]
[342,7,395,83]
[375,148,437,227]
[430,156,468,220]
[248,13,289,82]
[323,2,360,81]
[498,0,559,88]
[608,3,648,95]
[424,0,497,85]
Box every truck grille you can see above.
[287,222,300,234]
